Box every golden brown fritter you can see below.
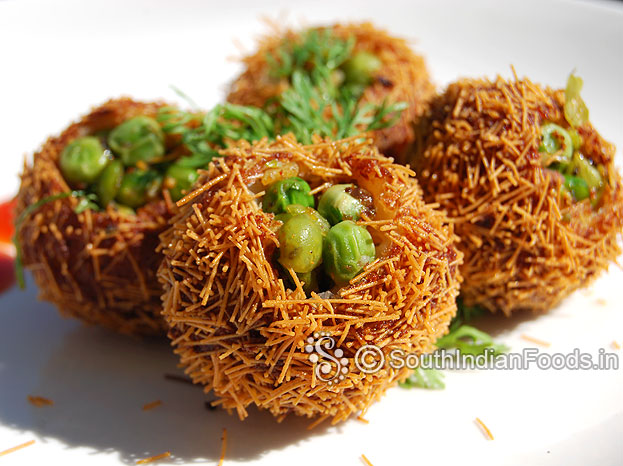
[410,76,623,315]
[16,98,172,335]
[158,135,462,423]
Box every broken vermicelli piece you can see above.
[475,417,494,440]
[0,440,36,457]
[27,395,53,407]
[135,451,171,465]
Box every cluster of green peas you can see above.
[59,116,200,211]
[262,175,376,292]
[539,122,604,204]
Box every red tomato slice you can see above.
[0,198,17,243]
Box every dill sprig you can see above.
[159,29,407,166]
[267,28,354,85]
[158,103,274,167]
[278,70,407,144]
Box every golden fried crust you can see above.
[16,98,172,336]
[227,22,434,162]
[411,77,623,315]
[158,135,462,422]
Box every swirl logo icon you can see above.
[305,332,349,385]
[354,344,385,374]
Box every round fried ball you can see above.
[410,76,623,315]
[16,98,172,335]
[227,22,434,162]
[158,135,462,422]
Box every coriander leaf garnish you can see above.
[400,298,508,390]
[436,325,509,356]
[399,367,445,390]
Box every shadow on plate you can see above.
[0,279,330,464]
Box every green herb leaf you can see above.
[399,367,445,390]
[74,193,100,214]
[157,104,274,167]
[436,325,509,356]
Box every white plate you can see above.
[0,1,622,465]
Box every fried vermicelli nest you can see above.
[411,76,623,315]
[227,22,434,161]
[158,134,462,423]
[16,98,172,336]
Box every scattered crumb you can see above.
[520,334,551,347]
[218,428,227,466]
[595,298,608,307]
[204,401,217,411]
[475,417,494,440]
[27,395,53,407]
[357,415,369,424]
[0,440,35,457]
[361,453,374,466]
[612,341,621,350]
[142,400,163,411]
[135,451,171,464]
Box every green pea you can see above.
[323,220,375,284]
[262,177,314,214]
[165,163,199,202]
[341,51,382,86]
[115,169,162,208]
[60,137,110,185]
[277,213,323,273]
[318,184,365,225]
[297,270,319,295]
[275,261,319,295]
[539,123,573,162]
[115,204,136,216]
[95,159,124,207]
[564,175,590,201]
[275,205,330,236]
[108,116,165,166]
